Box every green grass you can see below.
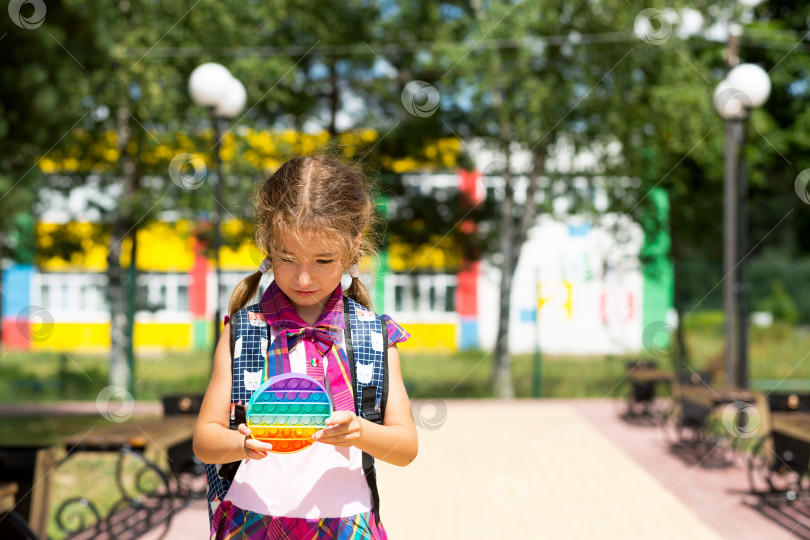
[0,350,212,403]
[0,415,111,446]
[681,318,810,388]
[46,448,170,540]
[0,348,638,401]
[2,319,810,403]
[402,349,631,398]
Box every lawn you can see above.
[2,317,809,402]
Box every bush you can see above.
[759,279,799,324]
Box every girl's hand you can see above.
[312,410,363,447]
[238,423,272,459]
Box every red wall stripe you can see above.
[456,169,482,318]
[190,235,207,317]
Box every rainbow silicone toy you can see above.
[245,373,332,454]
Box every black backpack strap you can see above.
[342,297,357,413]
[228,314,246,428]
[343,297,388,525]
[217,312,244,482]
[361,315,390,525]
[229,313,238,366]
[380,316,389,421]
[362,452,381,524]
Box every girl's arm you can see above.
[193,322,273,464]
[314,345,418,466]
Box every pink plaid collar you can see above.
[259,281,345,331]
[258,281,355,413]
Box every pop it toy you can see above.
[245,373,332,454]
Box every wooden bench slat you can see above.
[772,412,810,445]
[679,385,759,409]
[30,446,64,538]
[0,482,18,499]
[0,481,18,514]
[64,416,197,453]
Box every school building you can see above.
[1,165,673,356]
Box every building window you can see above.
[157,283,167,310]
[33,273,108,318]
[135,273,191,315]
[445,285,456,312]
[79,284,89,311]
[41,283,51,308]
[410,281,420,311]
[136,282,150,311]
[60,283,70,310]
[387,274,458,316]
[177,284,189,312]
[394,285,405,312]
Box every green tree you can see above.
[0,0,99,343]
[409,0,690,396]
[4,1,351,389]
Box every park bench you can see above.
[0,481,40,539]
[55,400,201,540]
[0,396,203,540]
[0,444,61,540]
[661,370,714,444]
[623,360,673,423]
[663,372,762,464]
[747,392,810,504]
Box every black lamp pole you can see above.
[723,119,740,387]
[211,109,223,355]
[736,118,749,388]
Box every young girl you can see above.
[193,155,418,539]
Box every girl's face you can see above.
[270,230,357,323]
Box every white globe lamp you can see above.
[188,63,232,108]
[727,63,771,109]
[713,79,749,121]
[215,77,247,118]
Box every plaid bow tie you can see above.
[259,281,354,413]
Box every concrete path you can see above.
[139,399,793,539]
[378,400,720,539]
[570,399,785,540]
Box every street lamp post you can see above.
[188,63,247,352]
[713,62,771,389]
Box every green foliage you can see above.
[3,1,810,397]
[677,257,810,324]
[682,309,724,330]
[3,1,808,267]
[749,254,810,323]
[759,279,800,323]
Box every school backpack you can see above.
[204,296,389,525]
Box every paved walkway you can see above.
[141,399,793,539]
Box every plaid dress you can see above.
[211,500,387,540]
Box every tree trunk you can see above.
[491,144,546,398]
[126,218,138,393]
[106,103,137,390]
[328,55,339,137]
[492,145,515,398]
[107,220,130,389]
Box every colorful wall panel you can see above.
[396,323,458,351]
[1,265,34,349]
